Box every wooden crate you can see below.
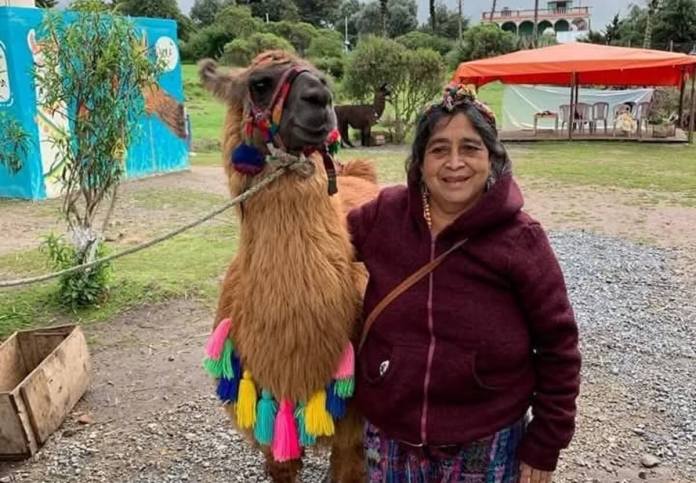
[0,325,90,460]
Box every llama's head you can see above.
[199,51,336,157]
[379,82,392,101]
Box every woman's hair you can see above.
[406,102,512,187]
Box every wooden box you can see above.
[0,325,90,460]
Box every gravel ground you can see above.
[0,229,694,483]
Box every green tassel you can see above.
[254,390,277,445]
[294,403,316,447]
[335,377,354,398]
[203,340,234,379]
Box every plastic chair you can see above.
[591,102,609,134]
[559,104,571,133]
[635,102,651,137]
[574,103,592,133]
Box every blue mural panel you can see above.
[0,7,189,200]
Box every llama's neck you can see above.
[373,91,387,118]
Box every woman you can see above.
[347,84,581,482]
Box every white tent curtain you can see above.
[502,85,654,131]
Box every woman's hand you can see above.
[519,462,553,482]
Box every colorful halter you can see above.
[203,318,355,462]
[231,65,341,195]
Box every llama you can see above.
[334,83,391,148]
[199,51,380,482]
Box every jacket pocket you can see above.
[428,343,507,406]
[356,341,428,438]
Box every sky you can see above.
[175,0,641,32]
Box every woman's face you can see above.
[422,113,491,216]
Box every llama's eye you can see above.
[251,78,271,92]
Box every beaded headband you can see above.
[424,83,497,130]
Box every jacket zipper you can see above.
[420,237,437,444]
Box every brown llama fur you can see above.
[200,50,379,482]
[334,83,390,148]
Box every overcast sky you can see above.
[175,0,642,32]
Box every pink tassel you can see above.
[271,399,301,462]
[333,342,354,379]
[205,318,232,360]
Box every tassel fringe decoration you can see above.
[232,143,266,175]
[236,370,258,429]
[334,377,354,398]
[334,342,354,379]
[203,339,234,379]
[271,399,301,462]
[205,318,232,360]
[254,390,277,445]
[305,390,335,437]
[325,382,346,419]
[294,404,316,447]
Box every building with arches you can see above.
[482,1,591,43]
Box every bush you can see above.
[306,29,344,59]
[265,20,317,55]
[344,35,407,102]
[311,56,345,80]
[395,31,454,56]
[0,112,31,175]
[222,32,295,66]
[41,234,111,309]
[181,23,233,61]
[345,37,445,142]
[215,5,264,38]
[457,23,518,62]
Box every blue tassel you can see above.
[231,143,266,175]
[325,381,346,419]
[215,355,242,403]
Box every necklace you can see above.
[422,189,432,230]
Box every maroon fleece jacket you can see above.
[347,174,581,471]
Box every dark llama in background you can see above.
[334,83,390,148]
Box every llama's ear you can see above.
[198,58,246,104]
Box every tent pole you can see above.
[678,69,686,127]
[569,72,576,140]
[689,71,696,144]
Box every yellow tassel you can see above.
[305,390,335,437]
[236,370,257,429]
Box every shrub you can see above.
[0,112,31,175]
[265,20,317,55]
[395,31,454,56]
[222,32,295,66]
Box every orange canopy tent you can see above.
[453,43,696,87]
[453,43,696,142]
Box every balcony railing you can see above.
[482,6,590,22]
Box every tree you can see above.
[605,13,623,44]
[421,3,469,39]
[265,21,317,55]
[429,0,436,31]
[329,0,361,47]
[36,0,162,306]
[181,23,234,60]
[653,0,696,51]
[306,29,344,58]
[223,32,295,66]
[246,0,301,22]
[446,23,517,67]
[395,31,453,56]
[190,0,234,27]
[292,0,342,27]
[354,0,417,38]
[215,5,265,38]
[489,0,497,23]
[0,113,30,175]
[344,36,445,141]
[116,0,193,40]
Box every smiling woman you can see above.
[347,83,581,483]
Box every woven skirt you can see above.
[364,417,527,483]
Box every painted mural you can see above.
[0,7,190,200]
